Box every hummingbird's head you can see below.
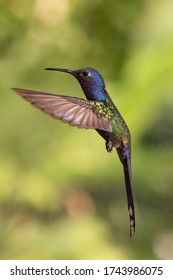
[45,67,108,101]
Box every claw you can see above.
[106,140,113,152]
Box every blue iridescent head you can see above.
[45,67,109,101]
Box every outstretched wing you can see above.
[12,88,112,132]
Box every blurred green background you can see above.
[0,0,173,260]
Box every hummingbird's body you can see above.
[12,67,135,236]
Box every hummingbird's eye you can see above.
[82,71,89,77]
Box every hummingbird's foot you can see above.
[106,140,113,152]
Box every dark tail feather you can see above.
[123,155,135,237]
[117,142,135,237]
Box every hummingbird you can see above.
[12,67,135,236]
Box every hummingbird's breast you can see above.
[96,98,131,148]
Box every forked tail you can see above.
[117,141,135,237]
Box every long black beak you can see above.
[45,67,75,76]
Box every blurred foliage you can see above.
[0,0,173,260]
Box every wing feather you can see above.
[12,88,112,132]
